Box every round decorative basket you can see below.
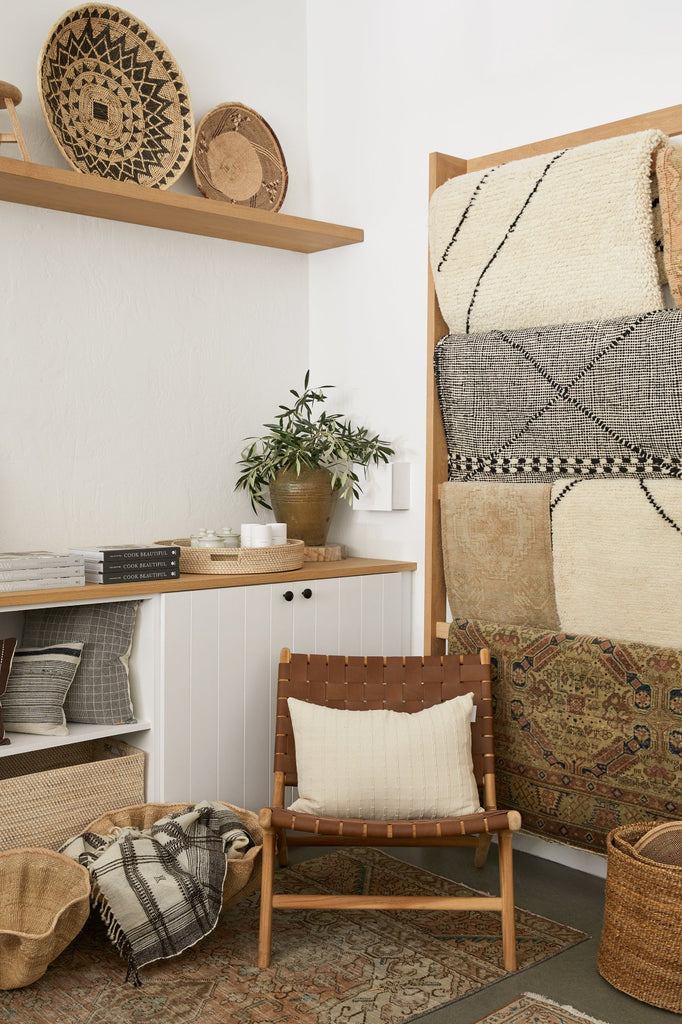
[0,847,91,990]
[598,821,682,1013]
[38,4,194,189]
[192,101,288,211]
[156,538,305,575]
[86,802,262,910]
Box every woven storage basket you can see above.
[156,538,305,575]
[0,847,90,989]
[598,821,682,1013]
[0,739,145,852]
[86,801,262,910]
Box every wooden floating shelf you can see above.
[0,155,364,253]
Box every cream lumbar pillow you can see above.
[287,693,483,820]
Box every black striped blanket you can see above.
[61,801,255,984]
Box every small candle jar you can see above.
[217,527,240,548]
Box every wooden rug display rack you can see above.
[425,102,682,654]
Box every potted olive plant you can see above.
[235,372,394,546]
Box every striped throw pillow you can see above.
[2,643,84,736]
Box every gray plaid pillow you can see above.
[2,642,84,735]
[21,602,138,725]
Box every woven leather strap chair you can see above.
[258,647,522,970]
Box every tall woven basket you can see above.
[598,821,682,1013]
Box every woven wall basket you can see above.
[38,4,194,188]
[86,802,262,910]
[598,821,682,1013]
[192,102,288,210]
[156,538,305,575]
[0,847,90,990]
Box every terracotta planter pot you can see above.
[269,467,339,547]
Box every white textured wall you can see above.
[2,0,310,549]
[5,0,682,660]
[306,0,682,652]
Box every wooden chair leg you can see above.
[498,830,517,971]
[276,827,289,868]
[474,832,492,868]
[258,823,276,968]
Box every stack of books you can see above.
[70,545,181,584]
[0,551,85,591]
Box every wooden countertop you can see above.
[0,557,417,608]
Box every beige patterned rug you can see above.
[474,993,612,1024]
[441,481,559,629]
[1,849,587,1024]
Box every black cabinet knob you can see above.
[283,590,294,602]
[301,588,312,599]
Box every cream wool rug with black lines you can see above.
[429,129,666,334]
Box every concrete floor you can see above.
[288,842,677,1024]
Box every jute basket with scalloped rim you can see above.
[0,847,90,989]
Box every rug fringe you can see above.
[523,992,613,1024]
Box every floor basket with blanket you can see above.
[62,800,262,984]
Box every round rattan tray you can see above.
[156,538,304,575]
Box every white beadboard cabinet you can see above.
[0,559,414,818]
[158,570,413,811]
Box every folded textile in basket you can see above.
[434,309,682,482]
[429,130,666,334]
[60,800,255,984]
[448,618,682,852]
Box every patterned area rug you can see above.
[450,619,682,852]
[0,849,586,1024]
[474,993,613,1024]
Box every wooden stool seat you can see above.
[0,80,30,161]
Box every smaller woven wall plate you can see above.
[192,102,288,211]
[633,820,682,866]
[38,4,194,189]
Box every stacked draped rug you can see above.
[434,309,682,483]
[449,618,682,851]
[429,130,682,334]
[430,128,682,853]
[442,479,682,850]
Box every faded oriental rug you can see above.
[474,993,613,1024]
[449,619,682,851]
[0,849,586,1024]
